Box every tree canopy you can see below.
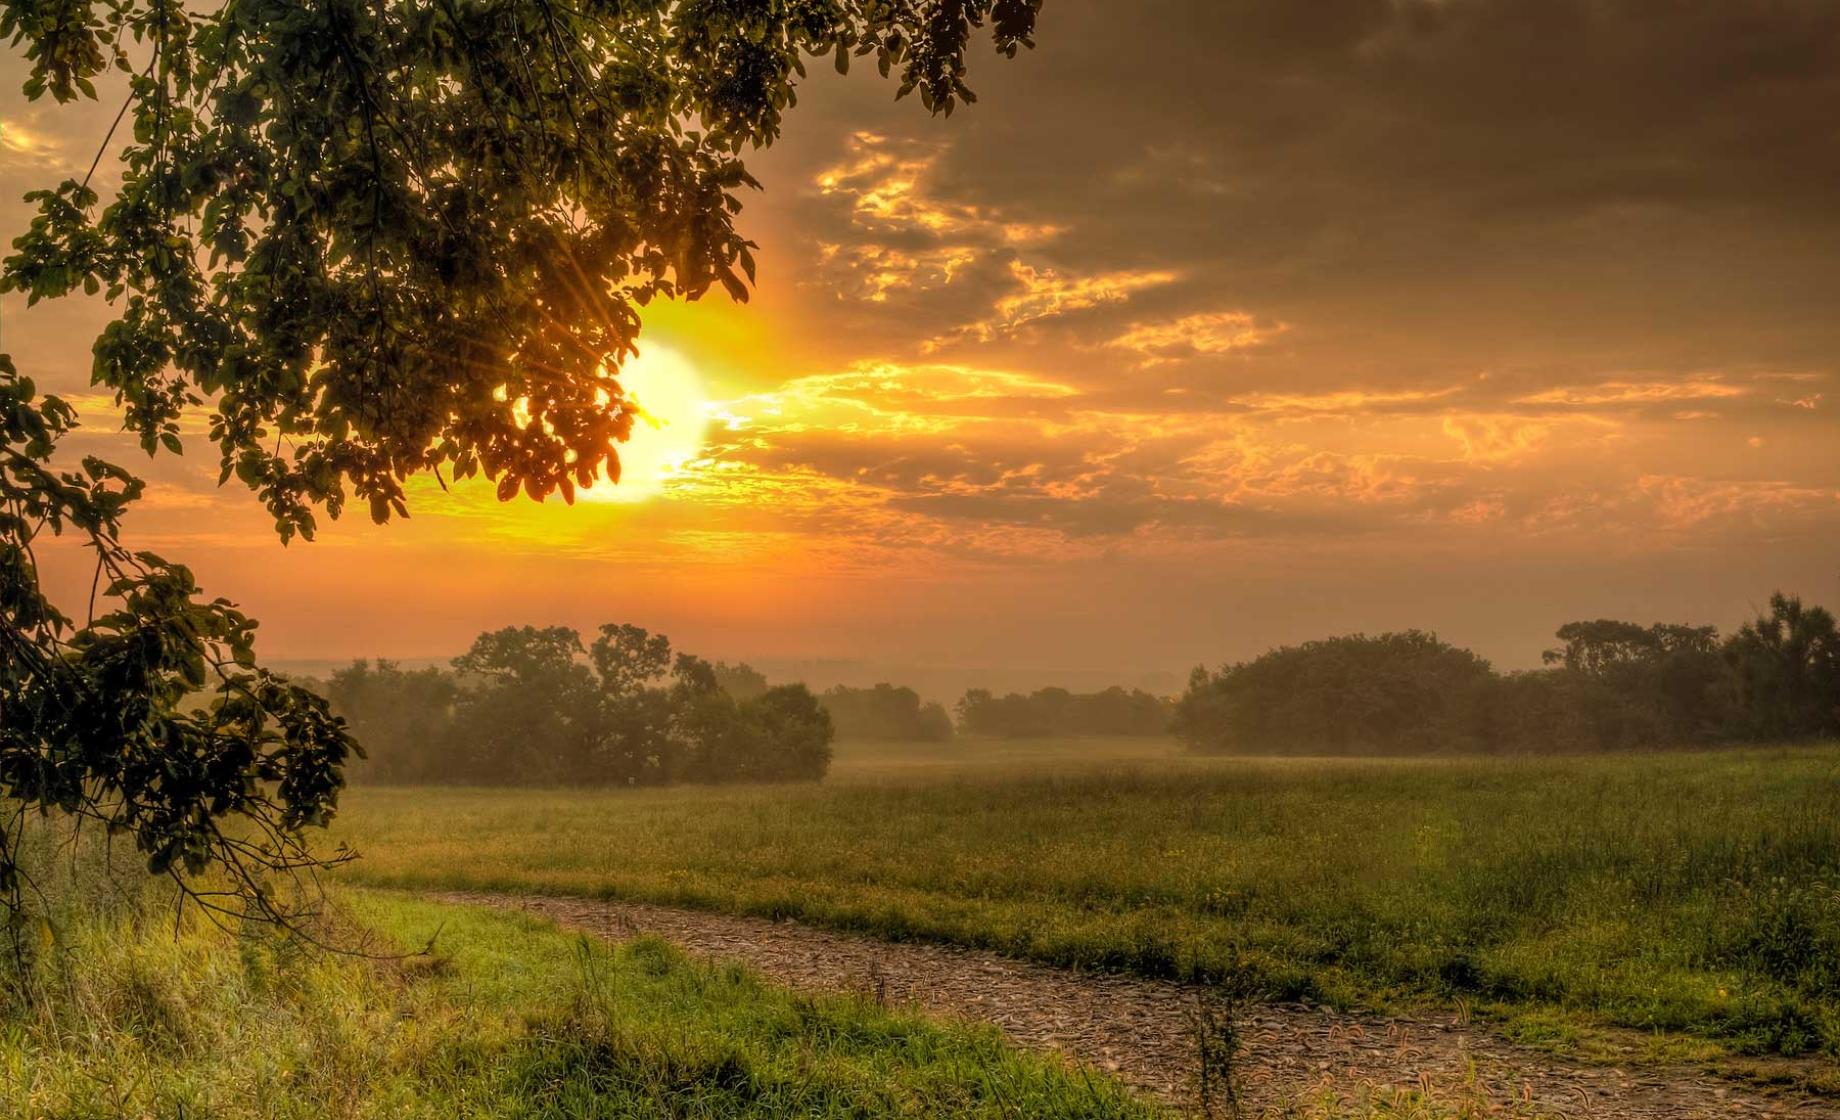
[1175,594,1840,757]
[956,685,1170,739]
[0,0,1040,923]
[821,682,953,741]
[323,623,834,786]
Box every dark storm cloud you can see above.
[955,0,1840,227]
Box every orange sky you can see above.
[5,1,1839,686]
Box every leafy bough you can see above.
[0,0,1040,941]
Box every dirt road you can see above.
[432,890,1837,1118]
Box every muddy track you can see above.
[430,890,1837,1118]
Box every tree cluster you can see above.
[711,662,771,701]
[320,625,832,786]
[820,683,954,741]
[1175,592,1840,755]
[956,686,1173,739]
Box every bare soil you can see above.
[431,890,1839,1118]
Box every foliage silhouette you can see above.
[1176,592,1837,756]
[324,623,833,786]
[957,685,1173,739]
[1725,594,1840,742]
[711,661,770,701]
[821,683,954,741]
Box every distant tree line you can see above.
[956,686,1174,738]
[820,684,956,741]
[1175,592,1840,755]
[319,625,832,785]
[704,673,1167,741]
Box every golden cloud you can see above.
[1110,311,1288,365]
[1231,387,1459,417]
[933,261,1178,349]
[1514,378,1747,406]
[815,132,1063,244]
[1635,475,1840,532]
[1440,414,1554,464]
[0,117,62,166]
[814,242,983,301]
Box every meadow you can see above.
[334,738,1840,1070]
[0,880,1161,1119]
[5,739,1836,1117]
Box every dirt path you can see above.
[432,890,1837,1118]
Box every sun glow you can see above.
[595,344,711,502]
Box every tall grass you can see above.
[0,872,1165,1119]
[0,882,1593,1119]
[334,742,1840,1059]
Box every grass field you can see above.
[333,738,1840,1067]
[1,881,1163,1119]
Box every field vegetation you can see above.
[0,845,1590,1120]
[334,741,1840,1069]
[0,863,1160,1119]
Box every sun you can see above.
[594,344,711,503]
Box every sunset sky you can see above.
[5,0,1839,687]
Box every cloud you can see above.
[804,132,1059,306]
[1634,475,1840,534]
[1440,414,1552,464]
[14,0,1840,666]
[814,131,1064,243]
[636,353,1840,562]
[1514,378,1749,407]
[797,131,1184,354]
[1109,311,1287,366]
[1232,387,1460,418]
[935,261,1178,348]
[0,117,61,166]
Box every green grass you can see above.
[333,739,1840,1066]
[0,883,1166,1118]
[0,879,1594,1120]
